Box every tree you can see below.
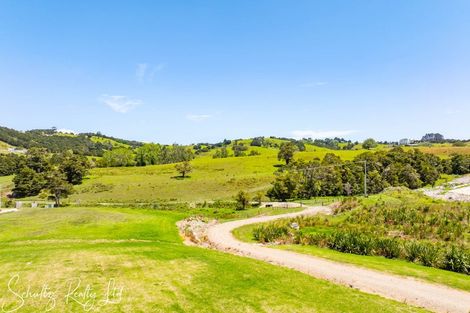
[253,191,264,206]
[45,170,73,207]
[278,142,296,165]
[451,154,470,175]
[175,161,192,178]
[135,143,162,166]
[267,172,298,201]
[12,167,46,197]
[213,146,229,159]
[233,143,248,157]
[57,152,90,184]
[362,138,378,150]
[235,190,250,210]
[101,148,136,167]
[25,148,51,173]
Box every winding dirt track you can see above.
[207,206,470,313]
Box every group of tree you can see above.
[213,142,260,159]
[0,153,25,176]
[99,143,194,167]
[267,147,470,201]
[234,190,264,210]
[192,139,232,154]
[301,137,356,150]
[11,148,90,206]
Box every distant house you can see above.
[399,138,411,146]
[8,147,27,154]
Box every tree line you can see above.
[99,143,194,167]
[268,147,470,201]
[0,126,142,156]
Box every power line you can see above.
[288,160,376,197]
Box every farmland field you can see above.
[0,206,427,313]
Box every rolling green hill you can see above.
[0,126,142,156]
[71,144,375,204]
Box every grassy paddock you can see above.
[71,145,371,204]
[0,206,427,312]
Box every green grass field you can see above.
[0,175,14,194]
[69,141,470,204]
[90,135,132,149]
[0,206,427,312]
[0,140,11,154]
[71,144,373,204]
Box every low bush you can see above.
[442,246,470,274]
[252,223,290,243]
[376,238,401,259]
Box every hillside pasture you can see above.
[72,146,368,203]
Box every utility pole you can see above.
[0,184,2,208]
[363,160,368,197]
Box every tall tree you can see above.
[362,138,378,150]
[235,190,250,210]
[45,170,73,207]
[278,142,297,165]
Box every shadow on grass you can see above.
[170,176,192,180]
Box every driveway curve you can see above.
[207,206,470,313]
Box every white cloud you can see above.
[136,63,148,81]
[299,81,328,87]
[186,114,213,122]
[100,94,142,113]
[291,129,357,139]
[136,62,166,81]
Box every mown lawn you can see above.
[0,206,427,312]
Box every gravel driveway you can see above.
[207,206,470,313]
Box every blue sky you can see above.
[1,1,469,144]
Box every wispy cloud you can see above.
[100,94,142,113]
[186,114,213,122]
[299,81,328,88]
[136,62,166,81]
[291,129,357,139]
[136,63,148,81]
[445,108,462,115]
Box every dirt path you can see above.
[423,175,470,202]
[207,206,470,313]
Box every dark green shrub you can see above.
[327,231,375,256]
[418,244,441,267]
[376,238,401,259]
[404,241,423,262]
[252,224,289,243]
[442,246,470,274]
